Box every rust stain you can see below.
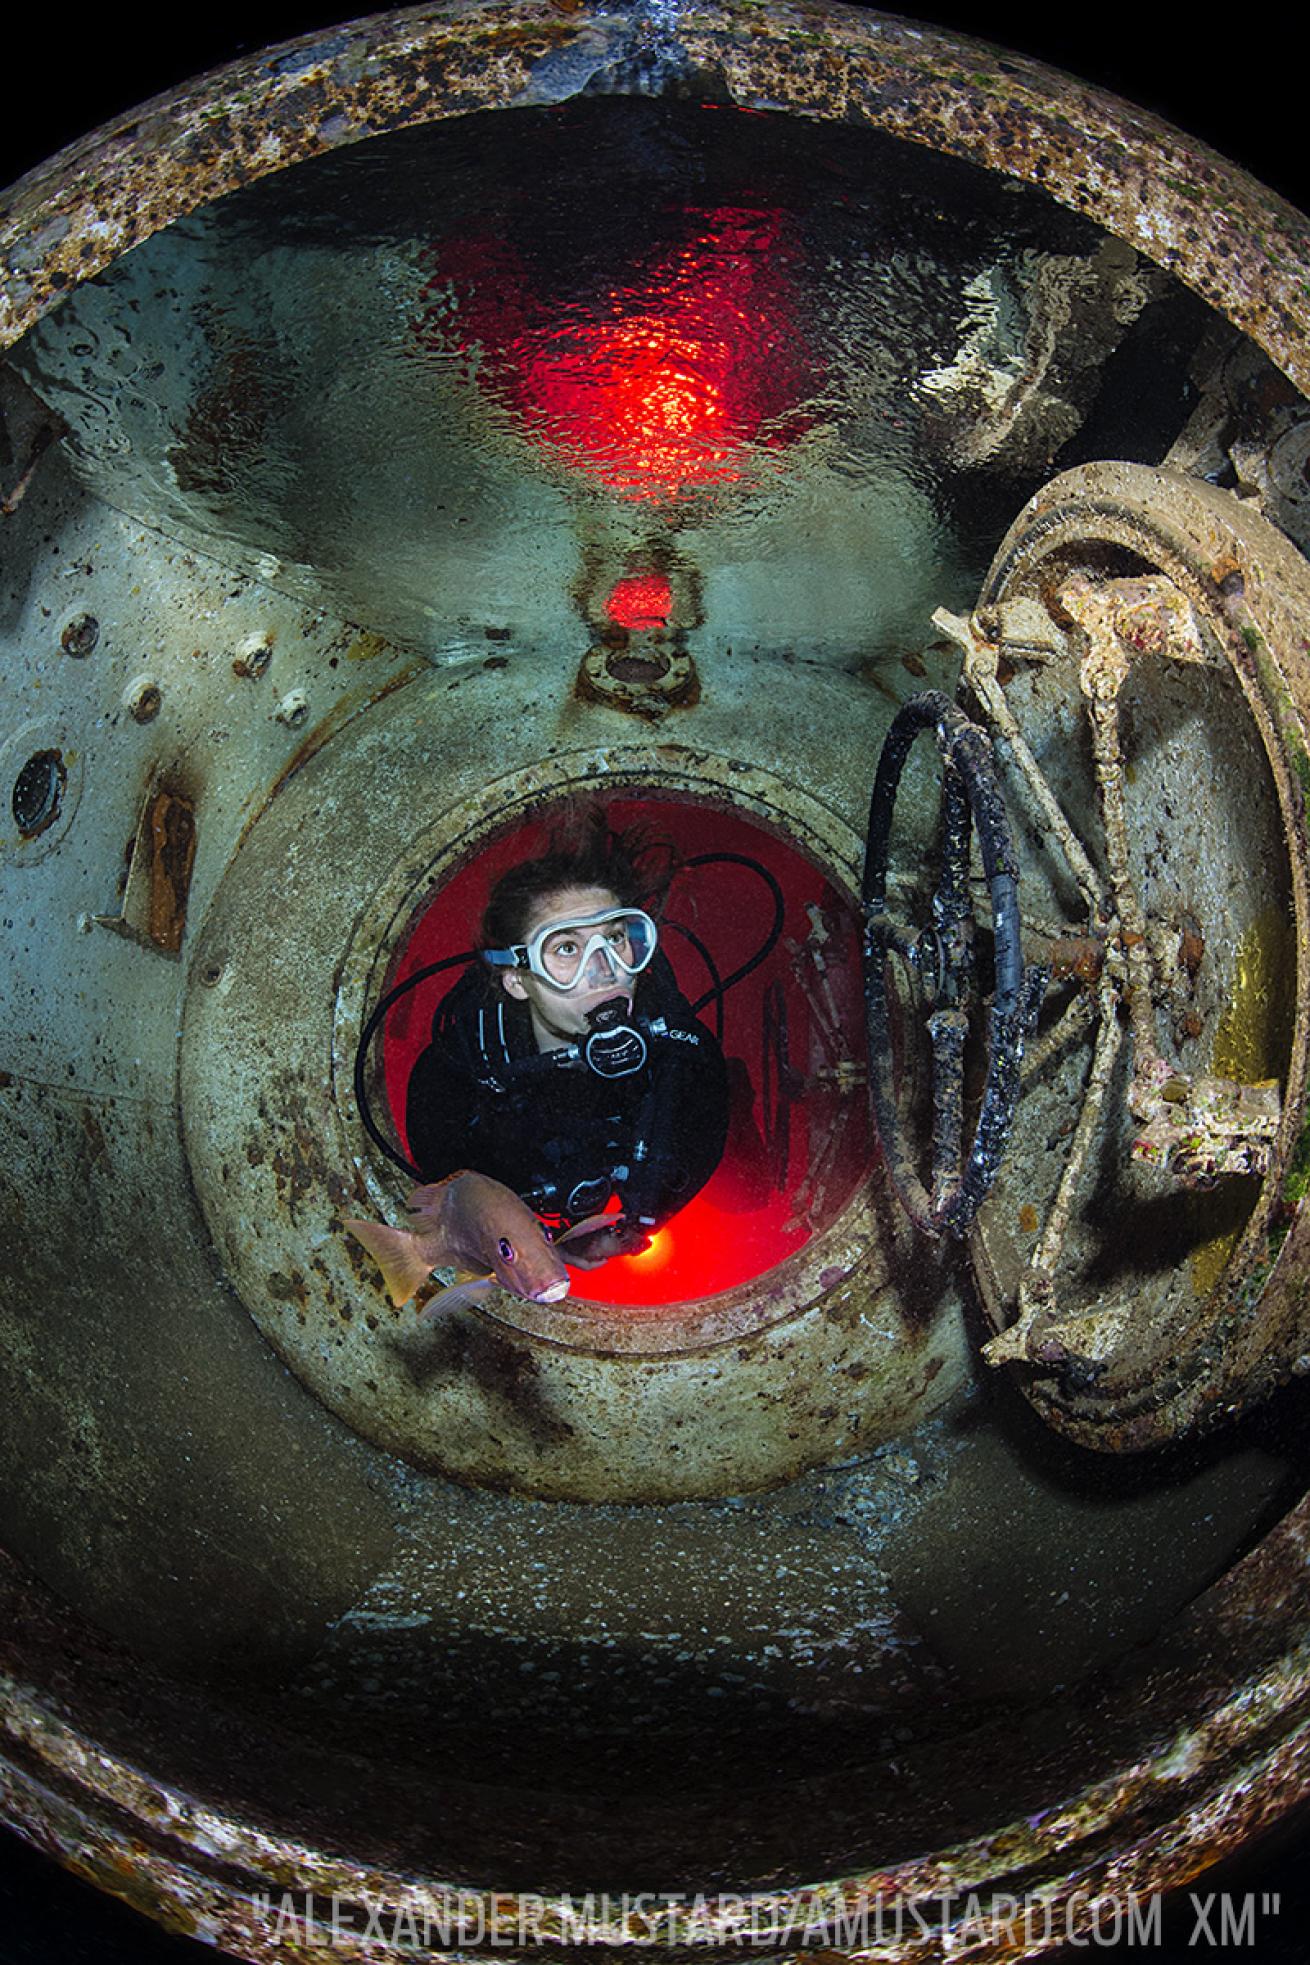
[346,632,387,662]
[79,1108,111,1172]
[253,659,422,825]
[169,339,283,498]
[146,787,197,954]
[266,1269,309,1307]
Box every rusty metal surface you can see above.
[575,641,701,719]
[3,0,1310,412]
[4,1486,1310,1958]
[963,465,1310,1448]
[103,781,198,955]
[0,1074,400,1685]
[4,5,1310,1955]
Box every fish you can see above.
[345,1170,577,1318]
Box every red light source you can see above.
[605,573,672,631]
[413,208,818,503]
[625,1226,673,1272]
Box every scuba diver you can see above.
[404,815,730,1268]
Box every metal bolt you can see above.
[124,677,162,723]
[233,633,272,680]
[60,613,99,658]
[275,690,309,728]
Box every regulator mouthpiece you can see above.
[583,996,648,1078]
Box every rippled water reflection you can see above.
[13,98,1214,661]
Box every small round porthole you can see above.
[11,749,66,839]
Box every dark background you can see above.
[2,5,1308,1961]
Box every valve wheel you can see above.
[862,690,1042,1237]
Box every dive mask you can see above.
[484,906,658,994]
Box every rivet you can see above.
[275,690,309,728]
[61,613,99,658]
[124,677,162,723]
[233,633,272,680]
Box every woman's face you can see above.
[500,883,635,1050]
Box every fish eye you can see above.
[497,1237,516,1262]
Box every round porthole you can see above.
[368,792,871,1311]
[0,723,83,863]
[10,747,65,838]
[18,0,1310,1949]
[182,722,971,1500]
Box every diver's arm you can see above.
[404,1040,482,1182]
[559,1220,648,1268]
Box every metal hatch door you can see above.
[865,460,1310,1450]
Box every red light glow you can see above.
[412,209,819,503]
[626,1226,673,1272]
[383,797,869,1310]
[605,573,672,631]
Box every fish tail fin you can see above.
[343,1218,436,1308]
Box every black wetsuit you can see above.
[404,954,729,1229]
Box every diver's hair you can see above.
[480,806,675,956]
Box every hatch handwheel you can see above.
[862,690,1045,1238]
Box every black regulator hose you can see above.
[660,919,726,1042]
[862,690,1042,1237]
[682,852,787,1018]
[352,950,478,1179]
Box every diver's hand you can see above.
[561,1220,651,1268]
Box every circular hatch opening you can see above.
[10,747,66,838]
[379,793,872,1307]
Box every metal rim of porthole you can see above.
[7,1,1310,1959]
[179,697,965,1499]
[333,746,874,1356]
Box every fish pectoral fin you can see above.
[417,1273,496,1323]
[405,1180,452,1227]
[343,1218,437,1310]
[556,1211,624,1246]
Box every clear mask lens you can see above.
[530,908,657,990]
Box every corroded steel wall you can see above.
[5,5,1310,1961]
